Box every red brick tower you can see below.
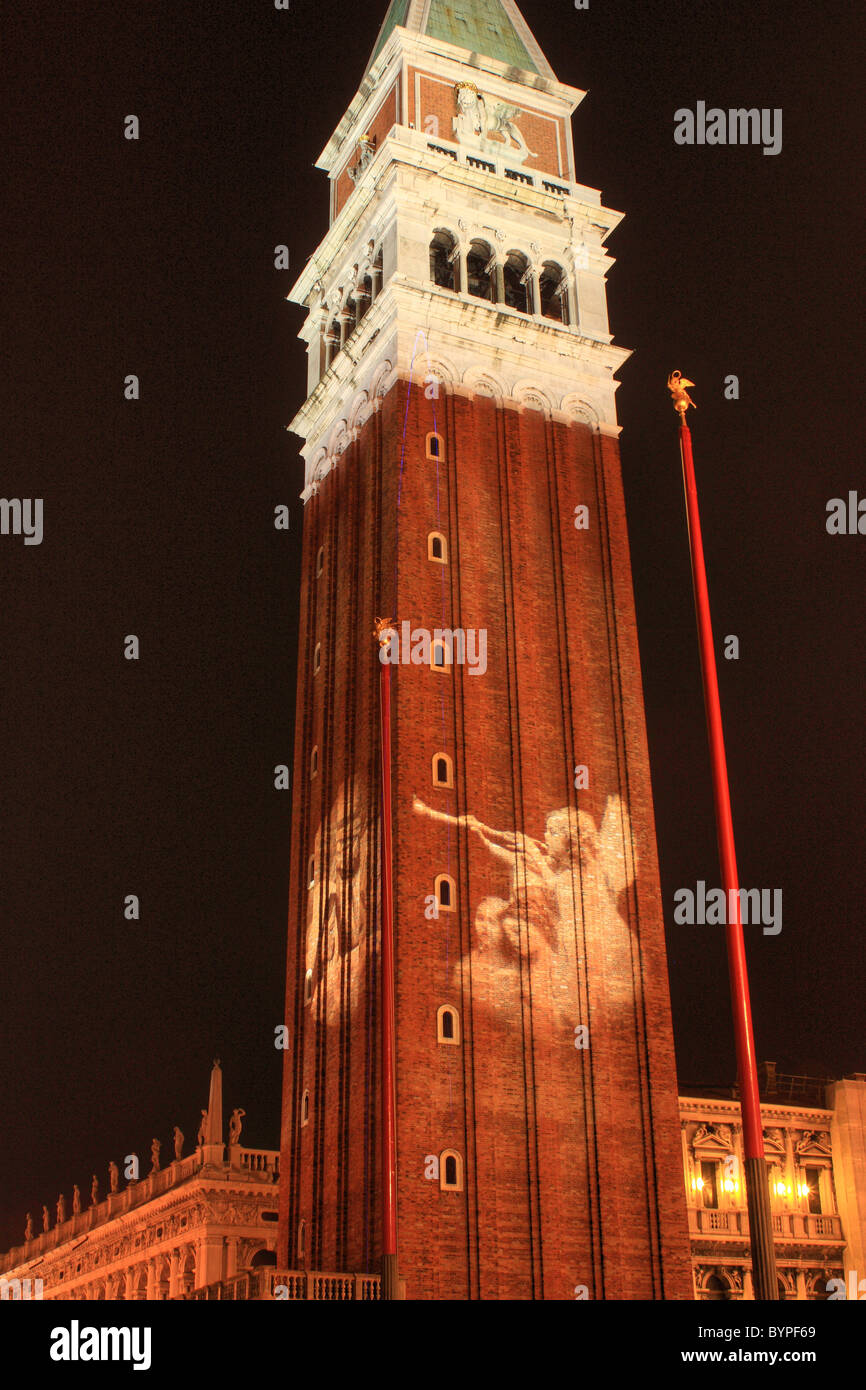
[277,0,693,1300]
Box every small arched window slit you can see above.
[427,532,447,563]
[435,874,456,911]
[437,1005,460,1044]
[431,640,449,672]
[432,753,453,788]
[440,1150,464,1191]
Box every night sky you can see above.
[2,0,862,1255]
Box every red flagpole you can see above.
[669,374,778,1300]
[375,619,399,1299]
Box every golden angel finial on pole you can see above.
[374,616,396,647]
[667,370,697,419]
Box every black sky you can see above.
[1,0,862,1253]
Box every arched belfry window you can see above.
[539,262,569,324]
[342,296,357,342]
[440,1150,463,1191]
[437,1005,461,1045]
[426,432,443,461]
[324,319,340,367]
[503,251,531,313]
[358,274,373,323]
[432,753,453,787]
[430,231,459,292]
[371,247,383,303]
[428,532,447,564]
[467,240,494,301]
[435,873,456,911]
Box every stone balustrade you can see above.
[189,1269,381,1301]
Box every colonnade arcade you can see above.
[429,229,571,322]
[321,246,384,371]
[318,227,575,378]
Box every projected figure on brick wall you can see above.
[413,795,635,1016]
[305,787,372,1024]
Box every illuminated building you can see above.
[0,1063,282,1301]
[3,1066,862,1300]
[682,1068,865,1301]
[275,0,692,1299]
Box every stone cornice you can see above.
[289,279,628,484]
[679,1096,833,1127]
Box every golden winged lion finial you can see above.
[667,370,696,417]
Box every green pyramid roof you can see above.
[366,0,549,78]
[368,0,412,71]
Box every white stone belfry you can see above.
[287,0,631,499]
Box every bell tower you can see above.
[277,0,694,1300]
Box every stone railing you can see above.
[344,123,603,211]
[688,1206,843,1242]
[422,132,584,202]
[236,1148,280,1177]
[770,1212,844,1241]
[689,1208,748,1236]
[188,1269,381,1301]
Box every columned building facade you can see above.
[1,1063,281,1301]
[683,1072,865,1301]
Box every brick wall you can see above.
[278,376,693,1299]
